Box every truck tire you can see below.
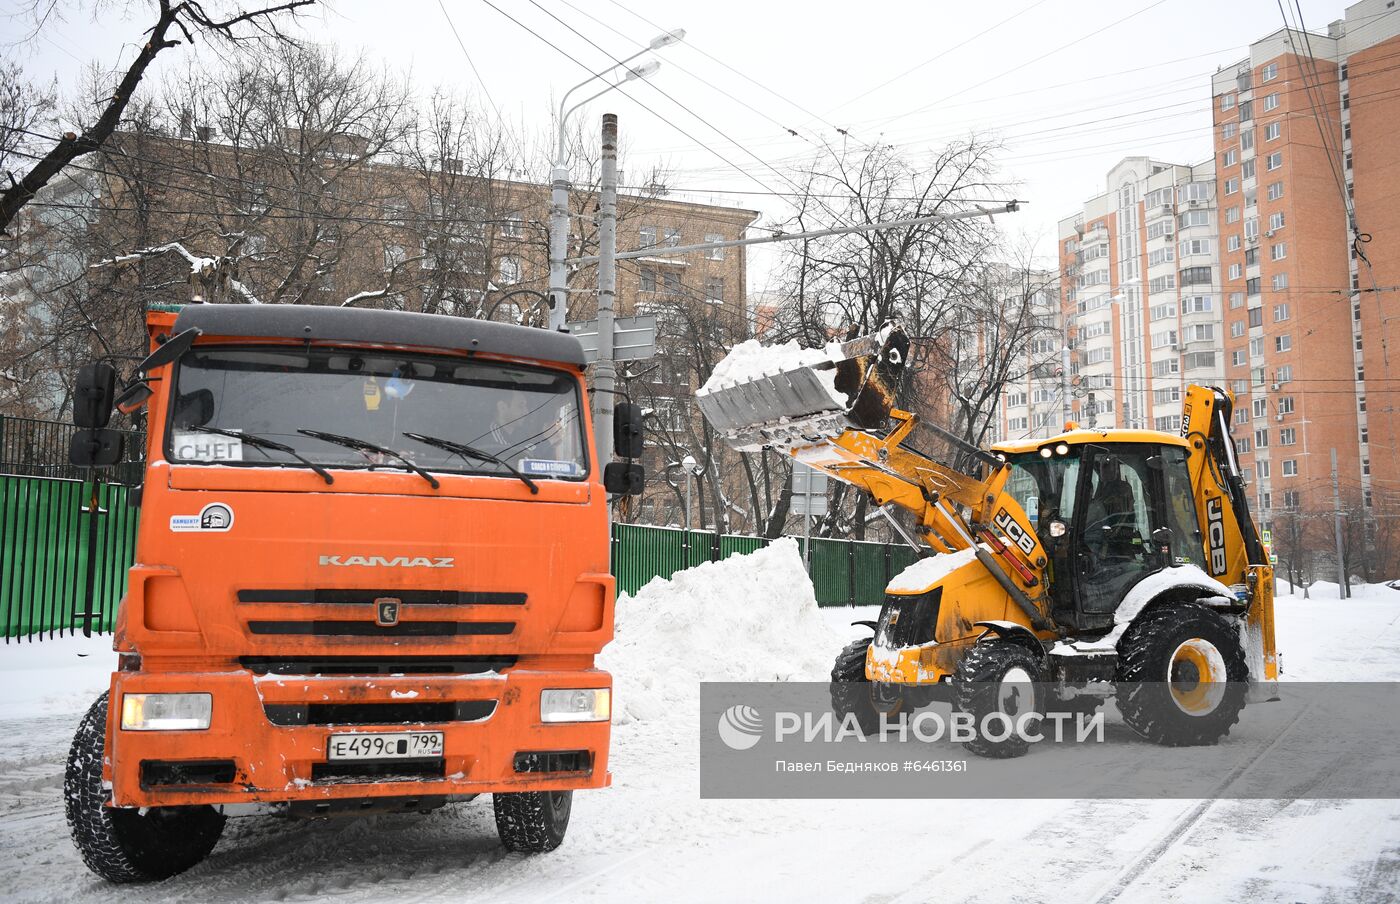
[951,639,1046,759]
[829,638,889,736]
[1115,602,1248,746]
[65,692,226,882]
[493,790,572,853]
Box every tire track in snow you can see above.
[1088,703,1311,903]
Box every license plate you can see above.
[326,731,444,761]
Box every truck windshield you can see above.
[167,346,588,480]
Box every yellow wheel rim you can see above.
[1167,638,1228,716]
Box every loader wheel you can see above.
[65,692,226,882]
[1115,603,1248,747]
[493,789,572,853]
[952,640,1046,759]
[829,638,900,736]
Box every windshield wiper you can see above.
[296,428,440,489]
[187,425,334,485]
[403,432,539,495]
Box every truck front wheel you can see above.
[493,789,572,852]
[65,692,226,882]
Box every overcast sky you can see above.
[4,0,1354,289]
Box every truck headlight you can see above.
[539,688,610,723]
[120,693,212,731]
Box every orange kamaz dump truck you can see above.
[62,304,644,882]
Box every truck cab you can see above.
[65,304,637,882]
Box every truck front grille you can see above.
[239,655,516,676]
[264,700,496,726]
[310,760,445,784]
[247,620,515,637]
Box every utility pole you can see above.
[594,113,618,465]
[1059,343,1072,426]
[1331,447,1348,599]
[547,161,570,332]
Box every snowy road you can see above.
[2,547,1399,903]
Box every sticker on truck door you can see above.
[519,459,582,477]
[171,502,235,532]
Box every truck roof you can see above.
[172,303,587,367]
[992,426,1192,455]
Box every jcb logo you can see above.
[1206,498,1227,575]
[1180,404,1192,438]
[993,508,1037,556]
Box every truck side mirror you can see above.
[603,461,645,496]
[115,381,154,414]
[614,401,644,459]
[69,428,124,468]
[137,327,201,373]
[73,363,117,428]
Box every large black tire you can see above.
[952,639,1047,759]
[493,790,572,853]
[1115,602,1249,746]
[65,692,226,882]
[829,638,900,736]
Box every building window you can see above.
[1225,206,1241,224]
[1148,275,1176,293]
[498,256,521,285]
[1262,62,1278,82]
[1246,276,1261,297]
[1263,92,1280,111]
[704,233,725,260]
[1224,177,1239,195]
[1272,272,1289,291]
[1186,295,1213,313]
[1273,303,1290,321]
[1222,121,1237,139]
[640,267,656,292]
[1248,307,1263,328]
[384,244,406,270]
[1231,320,1245,338]
[1242,158,1256,180]
[1180,266,1212,286]
[1278,396,1294,415]
[1250,337,1265,357]
[663,227,681,248]
[1221,93,1236,110]
[1155,415,1182,432]
[1224,149,1238,167]
[1258,460,1271,478]
[639,225,657,248]
[1277,364,1292,382]
[1232,350,1247,367]
[1150,302,1177,320]
[1229,263,1243,280]
[1227,234,1241,252]
[1230,291,1245,309]
[1265,122,1281,141]
[1267,181,1284,201]
[704,276,725,304]
[662,270,681,294]
[1268,211,1286,230]
[1275,334,1291,353]
[1270,242,1287,261]
[1252,398,1268,419]
[1255,428,1269,449]
[1152,329,1178,349]
[1279,427,1296,445]
[1239,100,1253,121]
[1179,210,1209,229]
[500,216,525,238]
[1266,152,1283,171]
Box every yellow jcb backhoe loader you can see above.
[697,324,1278,758]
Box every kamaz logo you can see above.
[993,508,1037,556]
[318,555,455,568]
[1206,498,1227,575]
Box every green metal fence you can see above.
[1,485,914,640]
[1,475,138,640]
[610,522,915,606]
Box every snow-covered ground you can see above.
[2,541,1399,903]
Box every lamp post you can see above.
[547,29,683,333]
[681,453,697,530]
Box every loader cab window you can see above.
[1075,445,1178,614]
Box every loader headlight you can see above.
[540,688,611,723]
[120,693,212,731]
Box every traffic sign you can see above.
[566,314,657,363]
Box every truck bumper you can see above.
[104,667,611,809]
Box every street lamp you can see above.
[680,453,698,529]
[547,28,683,332]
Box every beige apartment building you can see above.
[1056,157,1225,435]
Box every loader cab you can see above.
[1002,436,1205,632]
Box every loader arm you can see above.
[1180,385,1279,680]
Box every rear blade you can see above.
[697,324,908,452]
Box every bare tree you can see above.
[1,0,316,233]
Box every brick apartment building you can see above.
[1037,0,1400,573]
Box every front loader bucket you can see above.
[697,324,908,452]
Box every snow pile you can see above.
[886,546,983,593]
[600,538,841,724]
[0,633,114,720]
[698,337,846,395]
